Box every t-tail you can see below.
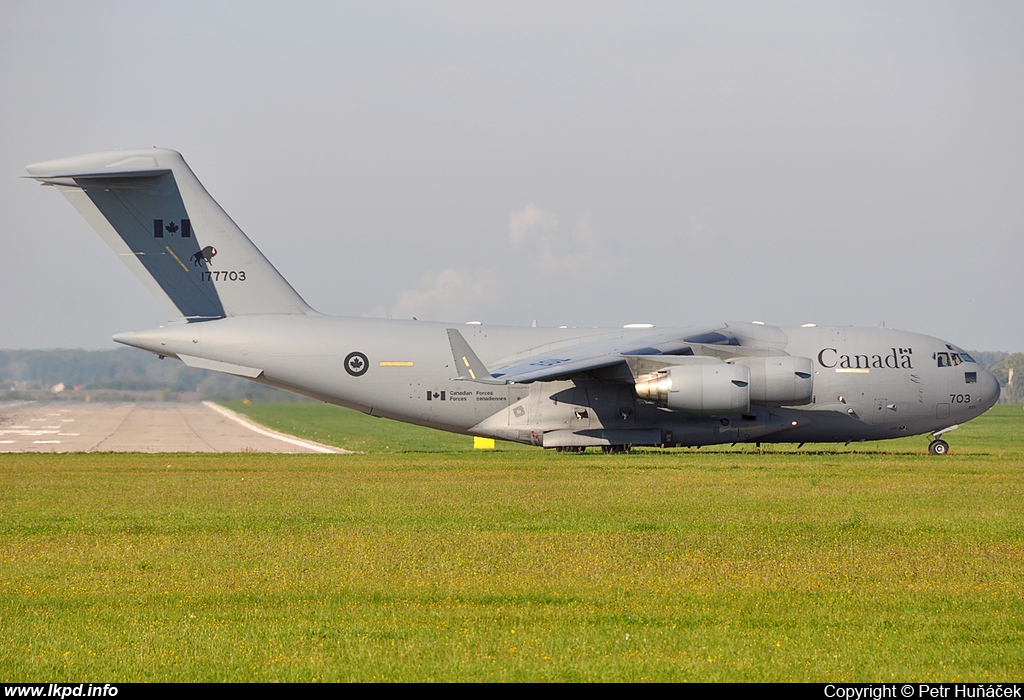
[25,148,314,320]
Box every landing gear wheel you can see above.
[602,445,630,454]
[928,439,950,456]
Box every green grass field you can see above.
[1,404,1022,681]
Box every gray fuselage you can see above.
[114,316,1000,449]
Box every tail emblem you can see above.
[190,246,217,267]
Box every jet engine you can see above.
[727,356,814,406]
[634,363,751,414]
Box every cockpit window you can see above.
[935,349,975,367]
[945,344,976,363]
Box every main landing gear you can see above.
[553,445,631,454]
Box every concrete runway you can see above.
[0,402,347,453]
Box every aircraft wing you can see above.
[449,325,742,384]
[490,353,631,383]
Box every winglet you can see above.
[446,328,503,383]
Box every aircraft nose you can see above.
[978,369,1001,411]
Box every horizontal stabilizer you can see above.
[178,354,264,379]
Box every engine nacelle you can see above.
[728,356,814,406]
[635,363,751,414]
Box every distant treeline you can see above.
[2,347,1022,403]
[0,348,303,402]
[971,351,1024,404]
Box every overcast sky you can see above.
[3,1,1022,351]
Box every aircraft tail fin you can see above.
[26,148,314,320]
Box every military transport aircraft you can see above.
[26,149,1000,455]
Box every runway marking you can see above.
[201,402,348,454]
[0,440,15,444]
[33,440,60,444]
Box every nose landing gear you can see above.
[928,425,958,455]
